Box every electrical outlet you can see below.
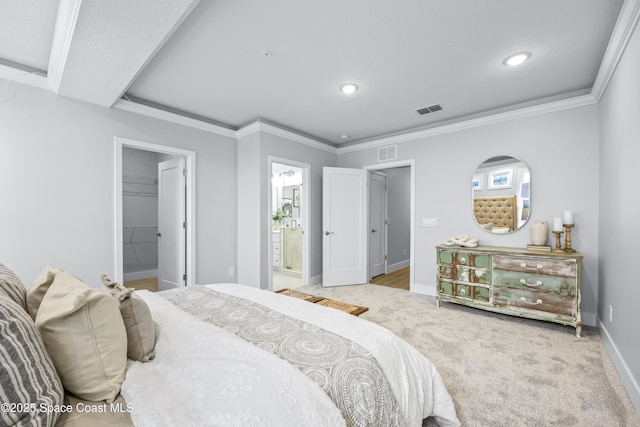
[229,267,235,276]
[609,305,613,322]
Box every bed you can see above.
[473,195,517,233]
[1,263,460,427]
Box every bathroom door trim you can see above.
[268,156,310,290]
[114,136,197,285]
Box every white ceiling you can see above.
[0,0,634,147]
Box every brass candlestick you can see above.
[552,231,565,253]
[563,224,576,253]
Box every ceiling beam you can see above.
[47,0,200,107]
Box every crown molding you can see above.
[591,0,640,101]
[338,94,598,154]
[112,99,237,138]
[0,64,50,91]
[236,121,338,154]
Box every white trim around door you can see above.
[114,136,197,285]
[364,159,415,291]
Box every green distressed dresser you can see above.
[436,245,583,336]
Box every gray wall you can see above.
[599,18,640,410]
[339,105,600,326]
[0,83,237,287]
[122,147,160,275]
[237,128,337,289]
[383,167,411,269]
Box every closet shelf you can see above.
[123,172,158,185]
[123,190,157,198]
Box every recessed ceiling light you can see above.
[340,134,350,140]
[339,83,359,94]
[503,52,531,66]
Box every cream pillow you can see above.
[101,275,156,362]
[35,271,127,402]
[26,265,60,320]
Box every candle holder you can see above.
[563,224,576,253]
[552,231,565,253]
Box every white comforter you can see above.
[122,284,459,427]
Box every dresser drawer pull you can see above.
[520,297,543,305]
[519,278,543,287]
[459,288,467,295]
[460,257,466,264]
[520,262,543,270]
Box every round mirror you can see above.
[472,155,530,234]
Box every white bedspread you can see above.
[122,284,459,427]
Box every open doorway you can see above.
[269,158,310,291]
[114,137,197,289]
[365,161,414,291]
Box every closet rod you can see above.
[123,191,157,197]
[123,226,158,230]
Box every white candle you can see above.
[563,210,573,225]
[553,217,563,232]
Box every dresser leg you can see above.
[576,324,582,338]
[436,297,440,308]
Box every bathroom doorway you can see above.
[269,158,309,291]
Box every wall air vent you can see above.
[416,103,443,115]
[378,145,397,162]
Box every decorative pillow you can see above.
[101,275,156,362]
[26,265,61,320]
[0,294,64,427]
[35,271,127,402]
[0,262,27,310]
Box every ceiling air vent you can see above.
[416,103,443,115]
[378,145,397,162]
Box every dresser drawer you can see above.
[438,249,490,268]
[493,256,577,277]
[438,265,489,285]
[492,287,577,316]
[493,269,577,295]
[439,281,490,302]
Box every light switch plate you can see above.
[422,218,438,226]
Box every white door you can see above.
[369,171,387,278]
[158,157,186,290]
[322,167,368,287]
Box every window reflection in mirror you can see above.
[472,156,530,234]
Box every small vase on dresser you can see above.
[530,220,549,246]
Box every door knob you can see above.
[156,232,162,237]
[372,229,378,233]
[324,231,334,236]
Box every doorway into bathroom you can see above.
[270,159,309,291]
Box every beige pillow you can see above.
[26,265,60,320]
[101,275,156,362]
[35,271,127,402]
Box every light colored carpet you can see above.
[298,283,640,427]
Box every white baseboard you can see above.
[387,259,410,273]
[599,320,640,414]
[581,311,596,327]
[410,282,437,296]
[309,274,322,286]
[123,269,157,281]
